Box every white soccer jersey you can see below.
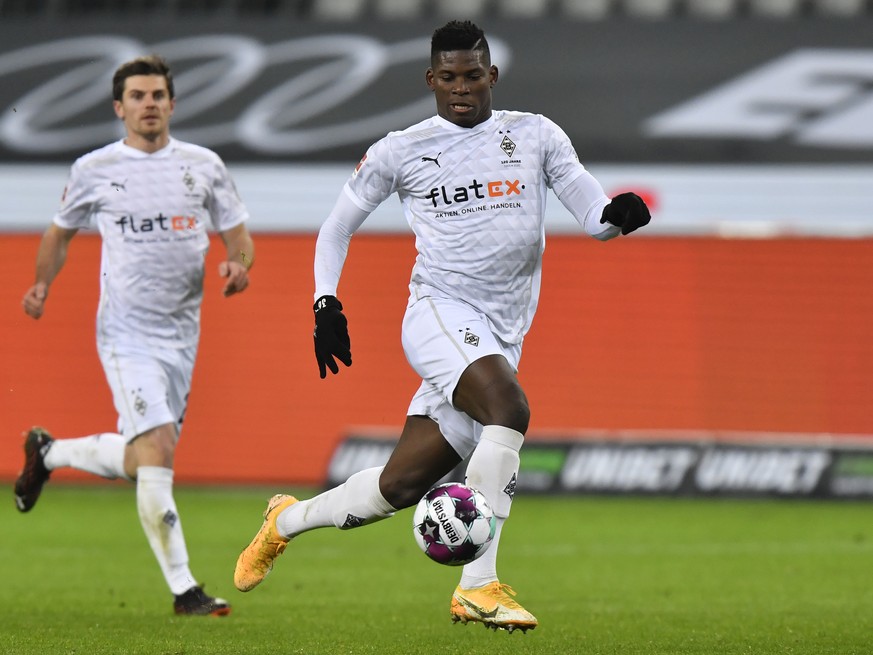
[341,110,611,344]
[54,138,249,348]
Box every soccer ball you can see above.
[412,482,495,566]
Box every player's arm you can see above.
[557,173,650,240]
[557,172,618,241]
[312,187,371,378]
[218,222,255,297]
[543,115,650,239]
[22,223,78,319]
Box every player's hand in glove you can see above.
[600,192,651,235]
[313,295,352,379]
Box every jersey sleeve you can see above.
[52,159,96,229]
[541,115,588,197]
[556,172,618,241]
[207,155,250,231]
[343,136,399,212]
[313,188,371,299]
[539,115,619,240]
[314,136,397,299]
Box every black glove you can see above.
[313,295,352,379]
[600,192,651,235]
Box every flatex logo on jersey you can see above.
[115,213,198,235]
[425,178,526,214]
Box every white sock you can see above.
[460,520,504,589]
[460,425,523,589]
[43,433,131,481]
[136,466,197,596]
[277,466,396,538]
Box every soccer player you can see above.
[14,55,254,617]
[235,20,649,631]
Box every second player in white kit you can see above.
[16,55,254,617]
[58,137,250,436]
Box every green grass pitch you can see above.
[2,484,872,655]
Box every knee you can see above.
[505,397,530,435]
[130,425,177,469]
[484,384,530,435]
[379,470,432,510]
[454,360,531,434]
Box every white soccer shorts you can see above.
[402,295,522,459]
[97,341,196,441]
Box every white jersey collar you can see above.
[433,112,497,133]
[117,136,176,158]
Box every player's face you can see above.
[113,75,175,145]
[426,50,498,128]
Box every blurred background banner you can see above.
[328,430,873,499]
[1,3,871,487]
[0,17,871,165]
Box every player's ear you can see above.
[113,100,124,120]
[425,68,435,91]
[489,65,499,88]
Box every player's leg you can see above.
[448,354,537,632]
[129,424,192,593]
[106,345,229,616]
[378,415,464,508]
[455,353,527,591]
[397,297,537,630]
[234,414,461,592]
[13,425,151,513]
[13,427,130,512]
[13,341,159,511]
[125,423,229,616]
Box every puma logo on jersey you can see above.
[110,180,127,192]
[421,152,442,167]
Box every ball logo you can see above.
[431,497,460,543]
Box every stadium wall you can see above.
[2,17,872,488]
[2,233,871,485]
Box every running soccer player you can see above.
[235,20,649,631]
[15,55,254,616]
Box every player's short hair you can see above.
[431,20,490,65]
[112,55,175,101]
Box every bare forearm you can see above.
[223,225,255,271]
[218,223,254,297]
[23,224,77,319]
[34,225,75,286]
